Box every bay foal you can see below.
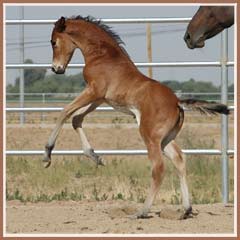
[44,16,229,219]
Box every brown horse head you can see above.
[184,6,234,49]
[51,16,77,74]
[50,16,128,74]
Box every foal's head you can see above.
[184,6,234,49]
[51,17,76,74]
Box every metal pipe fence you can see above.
[5,149,234,156]
[5,17,234,203]
[6,92,235,96]
[5,62,234,69]
[6,106,235,112]
[6,92,235,105]
[6,17,192,25]
[6,91,234,97]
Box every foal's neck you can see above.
[68,20,129,65]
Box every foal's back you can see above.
[92,47,179,112]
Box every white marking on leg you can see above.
[164,141,191,210]
[72,104,91,118]
[76,128,92,152]
[47,115,65,147]
[45,88,96,154]
[180,175,190,209]
[72,104,96,154]
[75,127,104,165]
[47,104,91,148]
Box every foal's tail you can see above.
[178,99,230,115]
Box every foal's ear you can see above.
[54,16,66,32]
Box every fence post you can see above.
[221,29,229,204]
[146,23,152,78]
[41,93,46,123]
[19,6,25,124]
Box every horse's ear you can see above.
[54,16,66,32]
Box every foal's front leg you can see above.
[72,101,105,166]
[43,87,99,167]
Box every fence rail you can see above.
[6,92,235,96]
[5,106,235,157]
[5,149,234,156]
[5,106,235,112]
[5,62,234,69]
[6,17,192,25]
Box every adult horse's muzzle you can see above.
[51,65,65,74]
[184,31,205,49]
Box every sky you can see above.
[5,4,235,88]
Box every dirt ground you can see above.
[6,200,234,235]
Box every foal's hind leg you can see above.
[72,101,104,166]
[164,141,192,219]
[132,136,165,219]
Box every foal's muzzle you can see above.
[51,65,65,74]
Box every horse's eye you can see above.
[51,40,56,47]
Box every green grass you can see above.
[6,152,234,205]
[6,155,149,202]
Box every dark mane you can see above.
[74,15,124,45]
[68,15,129,57]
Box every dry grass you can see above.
[6,154,234,204]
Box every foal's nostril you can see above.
[52,64,65,74]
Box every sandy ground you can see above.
[6,200,234,235]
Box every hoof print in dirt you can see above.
[128,212,153,220]
[157,207,198,220]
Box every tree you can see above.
[162,80,181,90]
[24,59,47,87]
[162,78,218,93]
[28,72,86,93]
[14,59,47,89]
[7,58,86,93]
[228,84,234,92]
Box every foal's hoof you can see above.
[43,155,51,168]
[43,144,53,168]
[43,160,51,168]
[97,157,105,167]
[180,206,195,220]
[87,148,105,167]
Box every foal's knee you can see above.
[72,115,83,129]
